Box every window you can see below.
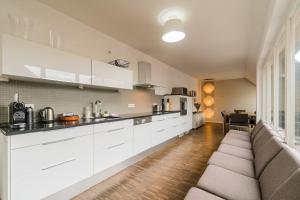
[278,49,286,129]
[262,67,267,121]
[271,64,274,123]
[295,17,300,144]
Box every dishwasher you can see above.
[133,116,153,154]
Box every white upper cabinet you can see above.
[91,59,133,90]
[1,35,92,85]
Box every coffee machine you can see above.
[9,93,26,128]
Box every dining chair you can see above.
[229,113,249,132]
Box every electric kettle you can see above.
[40,107,55,122]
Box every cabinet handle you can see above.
[157,129,165,133]
[42,158,76,171]
[107,127,125,133]
[172,117,179,119]
[42,137,76,145]
[157,119,165,122]
[172,125,177,128]
[107,142,125,149]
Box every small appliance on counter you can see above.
[40,107,55,123]
[9,93,26,128]
[171,87,188,96]
[152,104,160,112]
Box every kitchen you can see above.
[0,1,206,199]
[2,0,299,200]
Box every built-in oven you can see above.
[180,97,187,116]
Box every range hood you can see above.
[135,61,156,88]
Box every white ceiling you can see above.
[40,0,271,83]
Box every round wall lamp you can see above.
[162,18,185,43]
[204,108,215,119]
[203,95,215,107]
[203,82,215,94]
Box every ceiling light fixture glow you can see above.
[162,18,185,43]
[295,50,300,63]
[162,31,185,43]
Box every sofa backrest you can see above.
[254,137,284,178]
[253,128,280,155]
[251,120,264,140]
[259,146,300,200]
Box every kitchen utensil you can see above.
[60,115,80,121]
[39,107,54,122]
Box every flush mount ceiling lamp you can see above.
[162,18,185,43]
[295,50,300,63]
[159,7,186,43]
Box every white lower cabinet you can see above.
[3,114,190,200]
[134,122,155,154]
[10,134,93,200]
[93,120,134,173]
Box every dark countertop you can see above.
[193,111,203,114]
[0,111,180,136]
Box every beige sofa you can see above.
[184,121,300,200]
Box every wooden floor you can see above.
[73,123,224,200]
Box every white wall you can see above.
[0,0,197,90]
[207,78,256,122]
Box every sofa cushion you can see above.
[197,165,261,200]
[221,137,252,149]
[254,137,283,178]
[259,146,300,200]
[208,151,255,177]
[225,132,250,142]
[218,144,253,160]
[184,187,224,200]
[228,129,250,136]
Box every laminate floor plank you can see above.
[72,123,223,200]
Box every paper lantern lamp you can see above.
[204,108,215,119]
[203,95,215,107]
[203,82,215,94]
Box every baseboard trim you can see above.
[43,136,179,200]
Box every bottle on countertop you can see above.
[161,99,165,112]
[165,98,170,112]
[25,107,34,124]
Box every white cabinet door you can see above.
[10,135,93,200]
[133,123,154,154]
[92,59,133,89]
[2,35,45,79]
[43,48,91,84]
[2,35,92,85]
[94,124,133,173]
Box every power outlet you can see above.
[128,104,135,108]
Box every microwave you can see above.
[171,87,188,96]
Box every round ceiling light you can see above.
[162,18,185,43]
